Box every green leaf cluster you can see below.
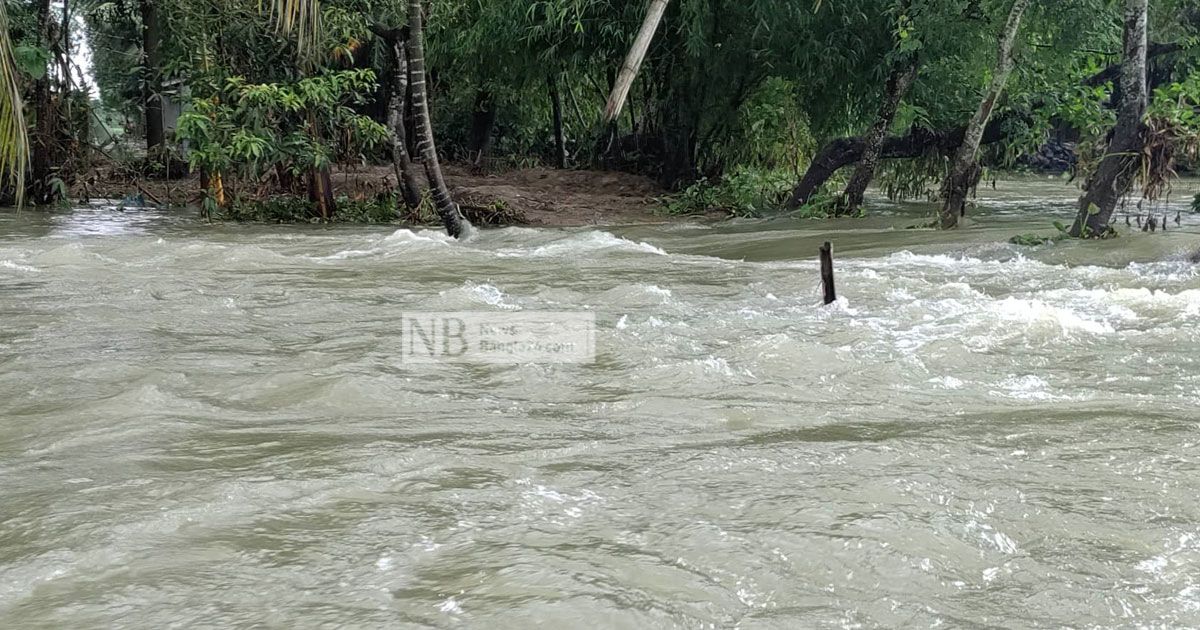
[177,69,387,181]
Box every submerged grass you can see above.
[216,192,526,226]
[657,167,800,218]
[217,193,439,224]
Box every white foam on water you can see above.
[642,285,673,298]
[308,229,455,261]
[867,249,1077,279]
[310,248,382,261]
[422,281,522,311]
[929,376,965,390]
[0,260,38,272]
[456,218,477,241]
[596,284,681,310]
[818,295,858,315]
[992,375,1054,401]
[517,231,668,258]
[1136,532,1199,580]
[414,536,442,552]
[466,282,519,310]
[1041,287,1200,320]
[992,297,1115,335]
[880,251,990,268]
[1127,260,1200,282]
[437,598,463,614]
[700,356,735,376]
[382,228,456,247]
[517,479,603,524]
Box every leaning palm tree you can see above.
[406,0,467,238]
[0,0,29,207]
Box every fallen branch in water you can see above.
[135,181,163,206]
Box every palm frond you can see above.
[0,1,28,207]
[265,0,322,59]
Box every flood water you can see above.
[2,178,1200,627]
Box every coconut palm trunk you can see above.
[406,0,466,238]
[29,0,54,204]
[384,29,423,209]
[0,0,28,207]
[141,0,165,153]
[939,0,1031,229]
[1069,0,1148,238]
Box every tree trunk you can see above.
[1083,41,1179,87]
[787,123,1004,208]
[549,74,566,169]
[202,169,226,207]
[275,163,298,193]
[661,103,697,188]
[939,0,1031,229]
[467,89,496,169]
[786,36,1164,212]
[0,0,30,207]
[407,0,466,238]
[308,166,334,220]
[383,29,423,209]
[141,0,165,153]
[839,57,918,214]
[1070,0,1148,238]
[603,0,670,123]
[61,0,71,71]
[29,0,53,204]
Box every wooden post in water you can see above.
[819,241,837,305]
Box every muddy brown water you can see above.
[2,178,1200,627]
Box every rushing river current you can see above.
[2,179,1200,628]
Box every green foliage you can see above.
[222,195,320,222]
[177,70,387,182]
[82,0,143,118]
[220,193,403,223]
[62,0,1200,226]
[879,154,947,202]
[788,192,845,219]
[405,0,1140,189]
[1009,232,1067,246]
[1149,72,1200,144]
[12,44,49,80]
[659,167,794,218]
[333,194,402,223]
[722,77,815,175]
[1057,217,1119,240]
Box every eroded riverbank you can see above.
[76,164,678,228]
